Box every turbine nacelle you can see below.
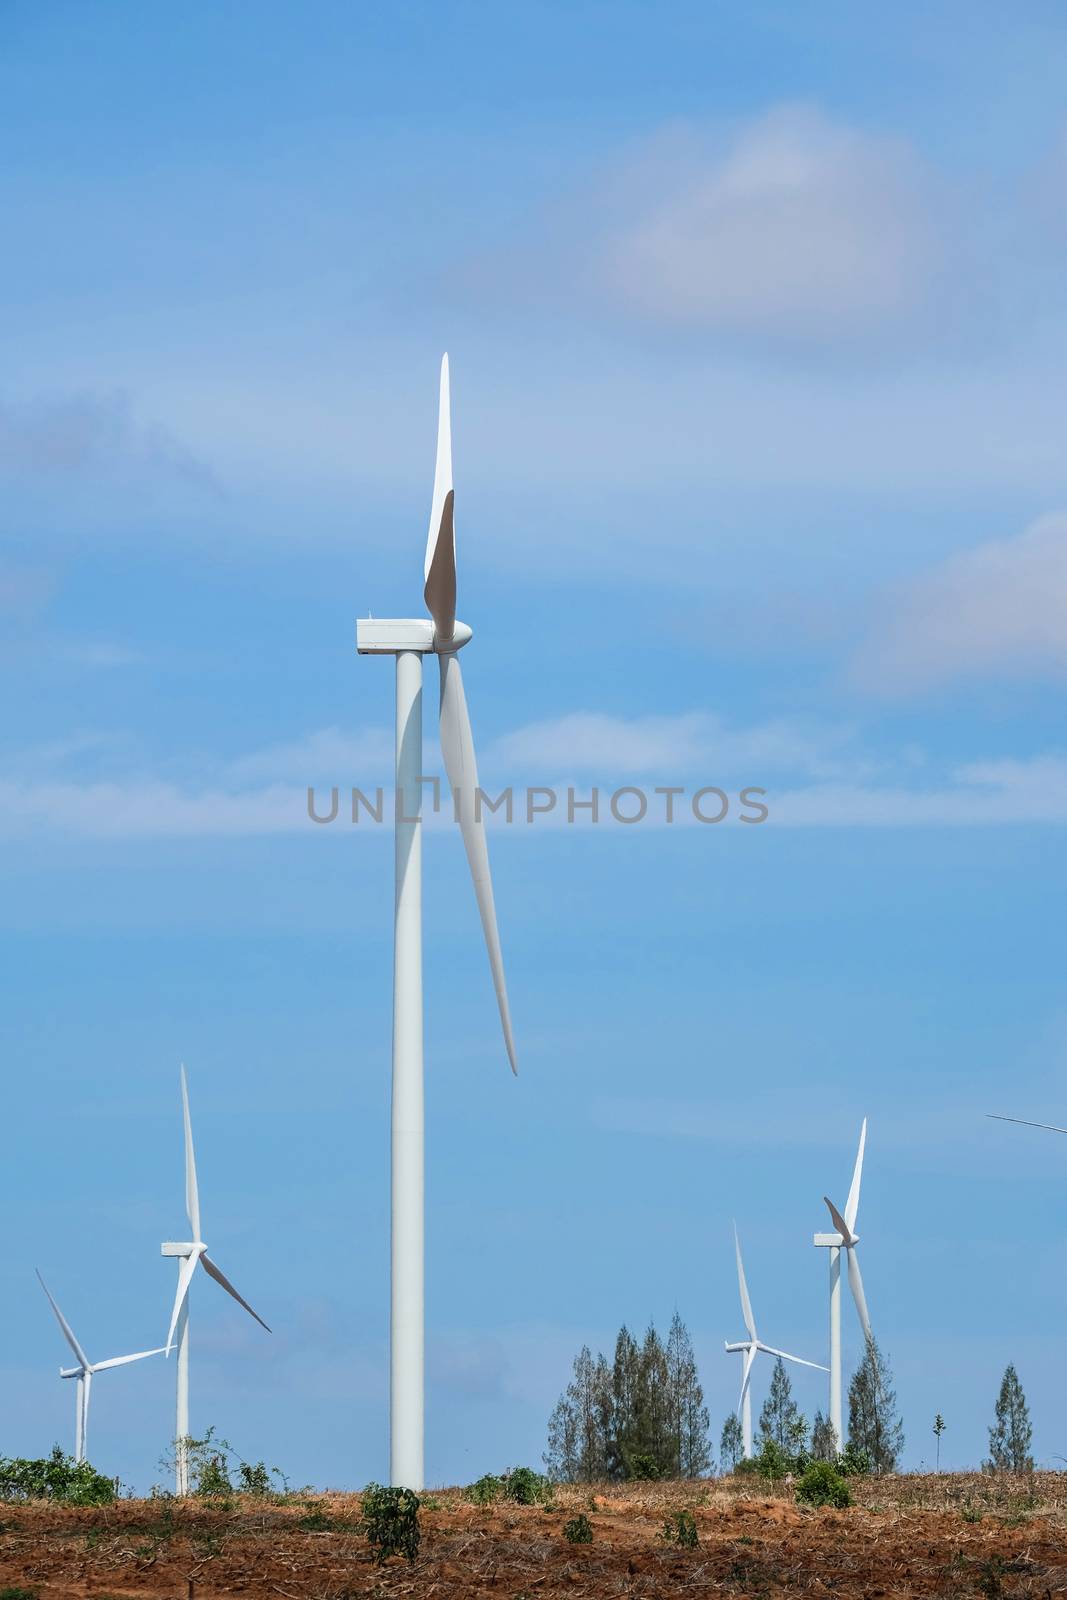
[356,618,473,655]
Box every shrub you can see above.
[361,1483,420,1564]
[660,1509,699,1548]
[237,1460,274,1496]
[0,1448,115,1505]
[563,1513,593,1543]
[627,1452,661,1482]
[0,1588,39,1599]
[503,1466,551,1505]
[795,1461,852,1509]
[467,1473,503,1505]
[836,1443,872,1477]
[735,1439,796,1482]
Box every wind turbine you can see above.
[988,1113,1067,1135]
[724,1226,827,1458]
[813,1118,872,1450]
[356,354,518,1490]
[36,1270,164,1464]
[162,1065,270,1494]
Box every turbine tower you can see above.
[813,1118,873,1450]
[357,354,518,1490]
[724,1225,827,1458]
[163,1065,270,1494]
[36,1270,164,1464]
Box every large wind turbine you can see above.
[357,354,518,1490]
[813,1118,872,1449]
[724,1226,827,1458]
[36,1270,164,1464]
[163,1066,270,1494]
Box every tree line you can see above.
[545,1318,1036,1479]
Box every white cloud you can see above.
[492,710,853,779]
[855,513,1067,691]
[602,106,941,338]
[774,754,1067,825]
[225,725,393,784]
[2,723,1065,838]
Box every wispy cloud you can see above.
[0,391,219,492]
[855,513,1067,692]
[601,106,942,341]
[2,723,1065,838]
[492,711,857,780]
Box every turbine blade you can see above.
[737,1344,757,1414]
[438,651,518,1073]
[847,1246,873,1344]
[36,1270,90,1370]
[423,353,456,646]
[758,1342,830,1372]
[165,1250,200,1354]
[987,1113,1067,1136]
[91,1348,167,1372]
[181,1065,201,1241]
[844,1118,867,1232]
[734,1224,757,1341]
[200,1253,271,1333]
[823,1195,855,1247]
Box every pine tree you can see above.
[810,1410,837,1462]
[933,1413,946,1472]
[666,1311,711,1478]
[545,1315,711,1483]
[720,1412,743,1472]
[985,1364,1033,1473]
[608,1326,640,1479]
[847,1336,904,1472]
[758,1357,808,1456]
[544,1345,613,1482]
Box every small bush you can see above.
[795,1461,852,1509]
[961,1501,983,1523]
[0,1447,115,1505]
[0,1588,39,1600]
[298,1500,338,1531]
[563,1513,594,1544]
[735,1439,796,1483]
[836,1443,872,1476]
[361,1483,420,1564]
[503,1466,551,1505]
[627,1452,661,1482]
[660,1509,699,1548]
[237,1460,274,1497]
[467,1473,503,1505]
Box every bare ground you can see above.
[1,1472,1066,1599]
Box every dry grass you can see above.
[0,1473,1065,1597]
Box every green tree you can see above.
[933,1413,946,1472]
[847,1336,904,1473]
[758,1357,808,1456]
[544,1346,612,1482]
[666,1311,712,1478]
[720,1412,744,1472]
[985,1364,1033,1473]
[810,1410,837,1462]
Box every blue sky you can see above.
[3,0,1067,1489]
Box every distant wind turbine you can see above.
[724,1225,827,1458]
[813,1118,873,1450]
[987,1113,1067,1135]
[163,1065,270,1494]
[36,1270,164,1464]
